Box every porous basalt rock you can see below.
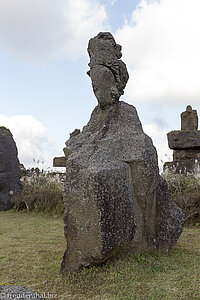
[70,128,80,138]
[167,130,200,150]
[0,127,22,211]
[87,32,129,109]
[60,33,184,274]
[61,101,184,273]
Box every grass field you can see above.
[0,211,200,300]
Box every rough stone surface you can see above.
[181,105,198,131]
[0,127,22,211]
[173,149,200,160]
[87,32,129,109]
[61,101,184,273]
[70,129,80,138]
[0,286,41,300]
[167,130,200,150]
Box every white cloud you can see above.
[115,0,200,104]
[143,122,172,171]
[0,115,55,169]
[0,0,107,60]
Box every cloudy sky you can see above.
[0,0,199,170]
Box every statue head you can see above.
[88,32,122,63]
[87,32,129,109]
[186,105,192,112]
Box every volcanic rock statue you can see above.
[87,32,129,109]
[164,105,200,175]
[0,127,22,211]
[61,32,184,274]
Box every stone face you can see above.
[181,105,198,131]
[0,127,22,211]
[61,101,184,273]
[87,32,129,109]
[167,130,200,150]
[0,286,41,300]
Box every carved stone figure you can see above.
[181,105,198,131]
[60,33,184,274]
[87,32,129,109]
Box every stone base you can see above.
[163,149,200,176]
[163,159,200,176]
[167,130,200,150]
[61,102,184,274]
[173,149,200,160]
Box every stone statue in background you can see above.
[164,105,200,175]
[181,105,198,131]
[87,32,129,109]
[0,127,22,211]
[61,32,184,274]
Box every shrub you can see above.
[12,171,64,215]
[165,174,200,223]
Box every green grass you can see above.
[0,211,200,300]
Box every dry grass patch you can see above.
[165,174,200,223]
[0,210,200,300]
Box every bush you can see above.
[12,171,64,215]
[165,175,200,223]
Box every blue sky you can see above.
[0,0,199,169]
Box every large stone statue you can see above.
[0,127,22,211]
[60,32,184,274]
